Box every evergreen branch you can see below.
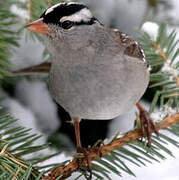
[0,2,19,79]
[42,113,179,180]
[139,24,179,111]
[0,110,65,179]
[152,42,179,88]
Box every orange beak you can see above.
[26,18,49,34]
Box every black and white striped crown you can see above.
[41,2,95,25]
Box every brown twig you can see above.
[9,62,51,77]
[46,0,51,6]
[152,42,179,88]
[41,113,179,180]
[27,0,32,23]
[148,0,158,7]
[12,167,21,180]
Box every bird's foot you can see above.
[138,109,158,146]
[76,147,93,179]
[76,145,103,180]
[92,139,104,157]
[136,103,158,147]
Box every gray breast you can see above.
[49,28,149,120]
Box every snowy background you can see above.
[3,0,179,179]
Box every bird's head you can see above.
[26,2,100,52]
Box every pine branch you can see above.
[0,2,19,79]
[152,42,179,88]
[0,110,64,179]
[139,23,179,112]
[42,113,179,180]
[1,108,178,180]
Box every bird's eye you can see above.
[61,21,73,29]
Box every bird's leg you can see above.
[72,117,93,179]
[73,117,82,149]
[136,102,158,146]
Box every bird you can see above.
[26,2,157,151]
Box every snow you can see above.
[116,146,179,180]
[167,0,179,25]
[2,97,40,134]
[9,32,45,71]
[83,0,146,36]
[141,22,159,41]
[38,152,72,172]
[150,104,177,122]
[161,62,172,72]
[10,4,28,19]
[15,79,60,133]
[1,96,59,159]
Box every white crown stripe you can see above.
[60,8,93,23]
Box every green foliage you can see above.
[0,2,19,79]
[138,24,179,113]
[0,109,178,179]
[0,109,66,179]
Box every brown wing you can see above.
[116,30,148,66]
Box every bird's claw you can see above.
[76,145,103,179]
[76,147,93,179]
[139,110,158,146]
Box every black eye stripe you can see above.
[60,18,97,29]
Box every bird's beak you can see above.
[26,18,49,34]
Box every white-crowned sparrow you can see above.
[26,2,156,148]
